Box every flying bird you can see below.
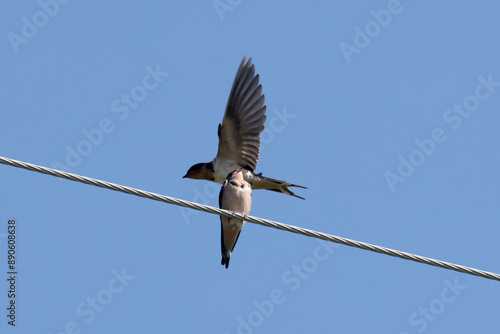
[219,168,252,268]
[183,56,306,199]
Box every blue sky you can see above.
[1,1,500,333]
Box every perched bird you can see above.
[183,56,306,199]
[219,168,252,268]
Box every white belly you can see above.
[225,188,251,212]
[213,159,248,183]
[220,181,252,215]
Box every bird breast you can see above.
[222,182,251,214]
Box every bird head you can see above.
[183,162,214,181]
[226,168,245,181]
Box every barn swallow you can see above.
[183,56,306,199]
[219,168,252,268]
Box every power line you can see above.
[1,155,499,282]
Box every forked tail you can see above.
[252,174,307,199]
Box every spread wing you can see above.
[215,56,267,172]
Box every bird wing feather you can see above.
[215,56,267,172]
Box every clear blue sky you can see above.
[1,1,500,333]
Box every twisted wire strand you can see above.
[1,155,499,282]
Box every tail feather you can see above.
[252,174,306,199]
[221,222,242,269]
[221,253,230,269]
[221,223,230,269]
